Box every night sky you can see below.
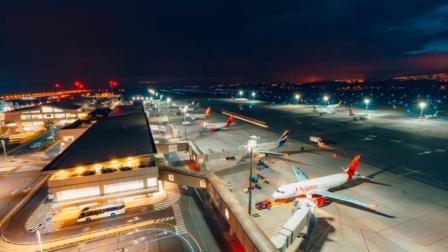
[1,0,448,92]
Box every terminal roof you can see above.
[42,107,156,171]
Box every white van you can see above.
[77,201,126,222]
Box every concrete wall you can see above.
[159,170,207,189]
[155,142,189,153]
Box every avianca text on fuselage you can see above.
[272,155,377,210]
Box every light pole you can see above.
[247,136,257,215]
[51,125,55,142]
[1,139,7,160]
[323,95,329,106]
[36,230,44,252]
[294,94,301,104]
[419,101,427,119]
[251,91,256,100]
[364,98,370,111]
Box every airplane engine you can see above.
[314,196,327,207]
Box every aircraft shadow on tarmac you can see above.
[281,148,333,156]
[300,217,335,252]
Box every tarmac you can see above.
[179,102,448,252]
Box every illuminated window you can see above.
[199,179,206,188]
[66,113,76,118]
[56,187,100,201]
[104,180,144,194]
[30,110,41,113]
[224,208,230,220]
[20,115,32,120]
[54,113,65,118]
[147,177,158,187]
[53,108,63,113]
[41,106,53,113]
[32,121,44,125]
[168,174,174,181]
[31,114,43,119]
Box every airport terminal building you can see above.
[42,105,160,205]
[1,102,88,132]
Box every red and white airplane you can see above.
[203,115,234,132]
[185,106,211,120]
[349,107,371,121]
[272,155,377,209]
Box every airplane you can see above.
[184,106,211,120]
[272,155,377,210]
[202,115,234,132]
[181,103,200,113]
[349,107,371,121]
[313,101,342,115]
[424,111,438,119]
[242,130,289,157]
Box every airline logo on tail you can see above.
[204,106,211,115]
[349,107,354,116]
[225,115,234,127]
[278,130,289,147]
[345,155,360,179]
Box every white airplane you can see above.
[272,155,377,209]
[349,107,371,121]
[181,103,200,113]
[203,115,234,132]
[424,111,438,119]
[313,101,342,115]
[184,107,211,120]
[242,130,289,157]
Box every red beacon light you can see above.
[109,80,119,88]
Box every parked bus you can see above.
[77,201,126,222]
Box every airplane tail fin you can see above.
[336,101,342,107]
[349,107,354,116]
[345,154,361,179]
[204,106,211,115]
[225,115,234,127]
[434,111,438,117]
[277,130,289,147]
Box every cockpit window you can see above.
[276,189,285,194]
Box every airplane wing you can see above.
[293,166,308,182]
[258,151,287,157]
[313,190,376,209]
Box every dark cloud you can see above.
[389,4,448,35]
[1,0,448,91]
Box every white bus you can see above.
[77,201,126,222]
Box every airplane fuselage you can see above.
[315,107,336,114]
[204,122,226,130]
[273,173,349,199]
[186,114,206,120]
